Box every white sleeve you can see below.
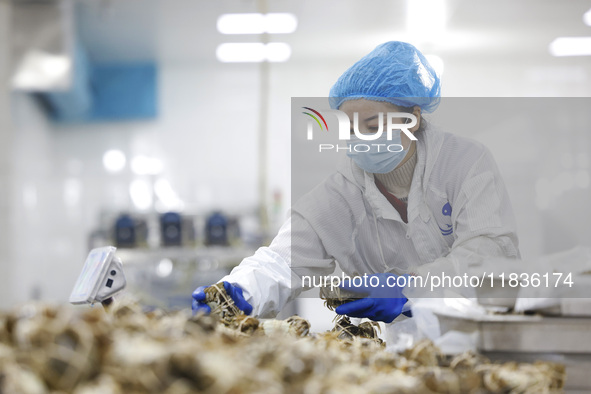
[220,212,336,318]
[417,148,520,281]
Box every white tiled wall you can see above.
[0,0,13,308]
[8,63,264,305]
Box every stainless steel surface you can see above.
[118,246,255,270]
[11,0,73,91]
[480,317,591,354]
[561,298,591,317]
[475,279,520,309]
[439,313,591,353]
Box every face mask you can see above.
[346,131,408,174]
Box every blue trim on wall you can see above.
[41,45,158,123]
[89,63,157,121]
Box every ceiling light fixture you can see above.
[217,13,297,35]
[216,43,291,63]
[584,8,591,26]
[406,0,446,44]
[549,37,591,57]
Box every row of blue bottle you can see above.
[114,211,230,248]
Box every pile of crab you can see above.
[0,282,564,393]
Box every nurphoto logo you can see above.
[301,107,418,152]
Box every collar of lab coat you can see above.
[336,125,445,223]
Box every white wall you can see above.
[9,62,262,303]
[0,0,12,309]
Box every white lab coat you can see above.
[220,125,520,318]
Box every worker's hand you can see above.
[191,281,253,315]
[335,273,409,323]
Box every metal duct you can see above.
[10,0,74,91]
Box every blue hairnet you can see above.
[329,41,440,112]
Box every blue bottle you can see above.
[160,212,182,247]
[205,211,228,246]
[115,214,136,248]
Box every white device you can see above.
[69,246,126,305]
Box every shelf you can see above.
[117,246,257,270]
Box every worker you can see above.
[192,41,520,323]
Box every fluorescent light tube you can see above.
[217,13,297,35]
[216,43,291,63]
[584,8,591,26]
[549,37,591,57]
[406,0,446,41]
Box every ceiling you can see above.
[74,0,591,65]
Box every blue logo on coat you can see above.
[439,202,453,236]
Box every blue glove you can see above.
[192,281,253,315]
[335,273,409,323]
